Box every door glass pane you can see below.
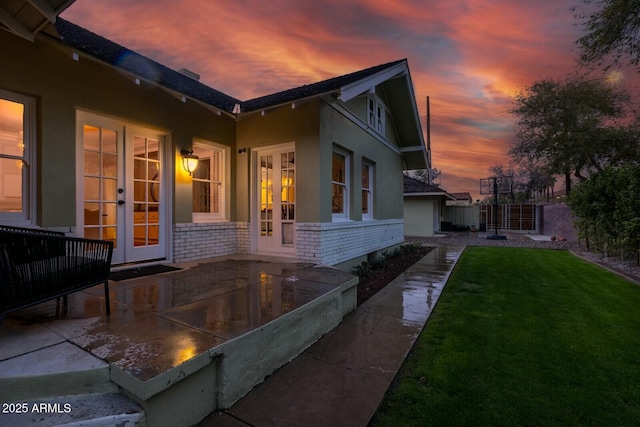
[84,202,100,225]
[134,181,147,202]
[150,181,160,203]
[103,202,116,225]
[260,155,273,236]
[103,153,117,177]
[84,227,100,240]
[102,130,117,154]
[148,161,160,181]
[147,139,159,159]
[83,126,100,150]
[282,222,293,245]
[148,225,159,245]
[84,151,100,175]
[103,227,117,246]
[83,124,119,244]
[133,136,146,156]
[103,178,117,201]
[134,159,145,180]
[134,225,146,246]
[84,177,100,200]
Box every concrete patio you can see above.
[0,255,358,426]
[201,244,464,427]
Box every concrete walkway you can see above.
[201,244,465,427]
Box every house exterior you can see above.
[403,175,453,236]
[0,16,429,269]
[447,192,474,206]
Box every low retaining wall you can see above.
[111,271,358,426]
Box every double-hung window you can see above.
[0,90,35,224]
[192,142,225,222]
[367,95,386,135]
[362,161,374,220]
[332,149,349,220]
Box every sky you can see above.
[61,0,637,200]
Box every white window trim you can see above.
[367,94,386,136]
[332,147,350,221]
[0,89,36,225]
[192,141,228,223]
[362,160,374,220]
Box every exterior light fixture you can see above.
[180,149,199,176]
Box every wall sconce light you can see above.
[180,149,199,176]
[238,148,247,154]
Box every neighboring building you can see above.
[447,192,474,205]
[403,175,454,236]
[0,16,429,269]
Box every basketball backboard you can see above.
[480,176,512,195]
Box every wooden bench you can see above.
[0,225,113,324]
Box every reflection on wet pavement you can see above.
[2,258,351,382]
[221,245,465,427]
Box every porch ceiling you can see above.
[0,0,75,41]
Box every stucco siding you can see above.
[404,198,436,237]
[1,30,236,228]
[319,102,404,221]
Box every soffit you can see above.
[0,0,75,41]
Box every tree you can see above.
[487,162,556,203]
[569,163,640,263]
[510,77,630,193]
[576,0,640,70]
[410,168,441,186]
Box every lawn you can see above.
[373,247,640,426]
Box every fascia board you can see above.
[338,62,408,103]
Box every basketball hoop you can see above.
[479,175,512,240]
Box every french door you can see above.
[77,112,167,264]
[255,144,296,255]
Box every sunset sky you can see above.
[62,0,637,200]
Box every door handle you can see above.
[117,200,125,205]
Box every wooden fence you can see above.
[479,204,537,231]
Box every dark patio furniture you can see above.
[0,225,113,324]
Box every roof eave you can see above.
[338,61,408,103]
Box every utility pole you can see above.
[426,96,431,184]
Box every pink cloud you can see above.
[62,0,639,200]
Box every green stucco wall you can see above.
[0,30,236,227]
[404,198,436,237]
[235,101,321,223]
[319,103,404,221]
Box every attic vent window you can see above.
[179,68,200,81]
[367,95,386,135]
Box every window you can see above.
[367,95,386,135]
[192,142,225,222]
[332,149,349,220]
[362,161,374,219]
[0,91,34,223]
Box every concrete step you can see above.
[0,393,145,427]
[0,342,117,401]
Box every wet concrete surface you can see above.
[0,256,351,383]
[201,244,464,427]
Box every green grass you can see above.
[373,247,640,427]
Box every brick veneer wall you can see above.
[296,219,404,265]
[173,222,249,262]
[538,204,577,241]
